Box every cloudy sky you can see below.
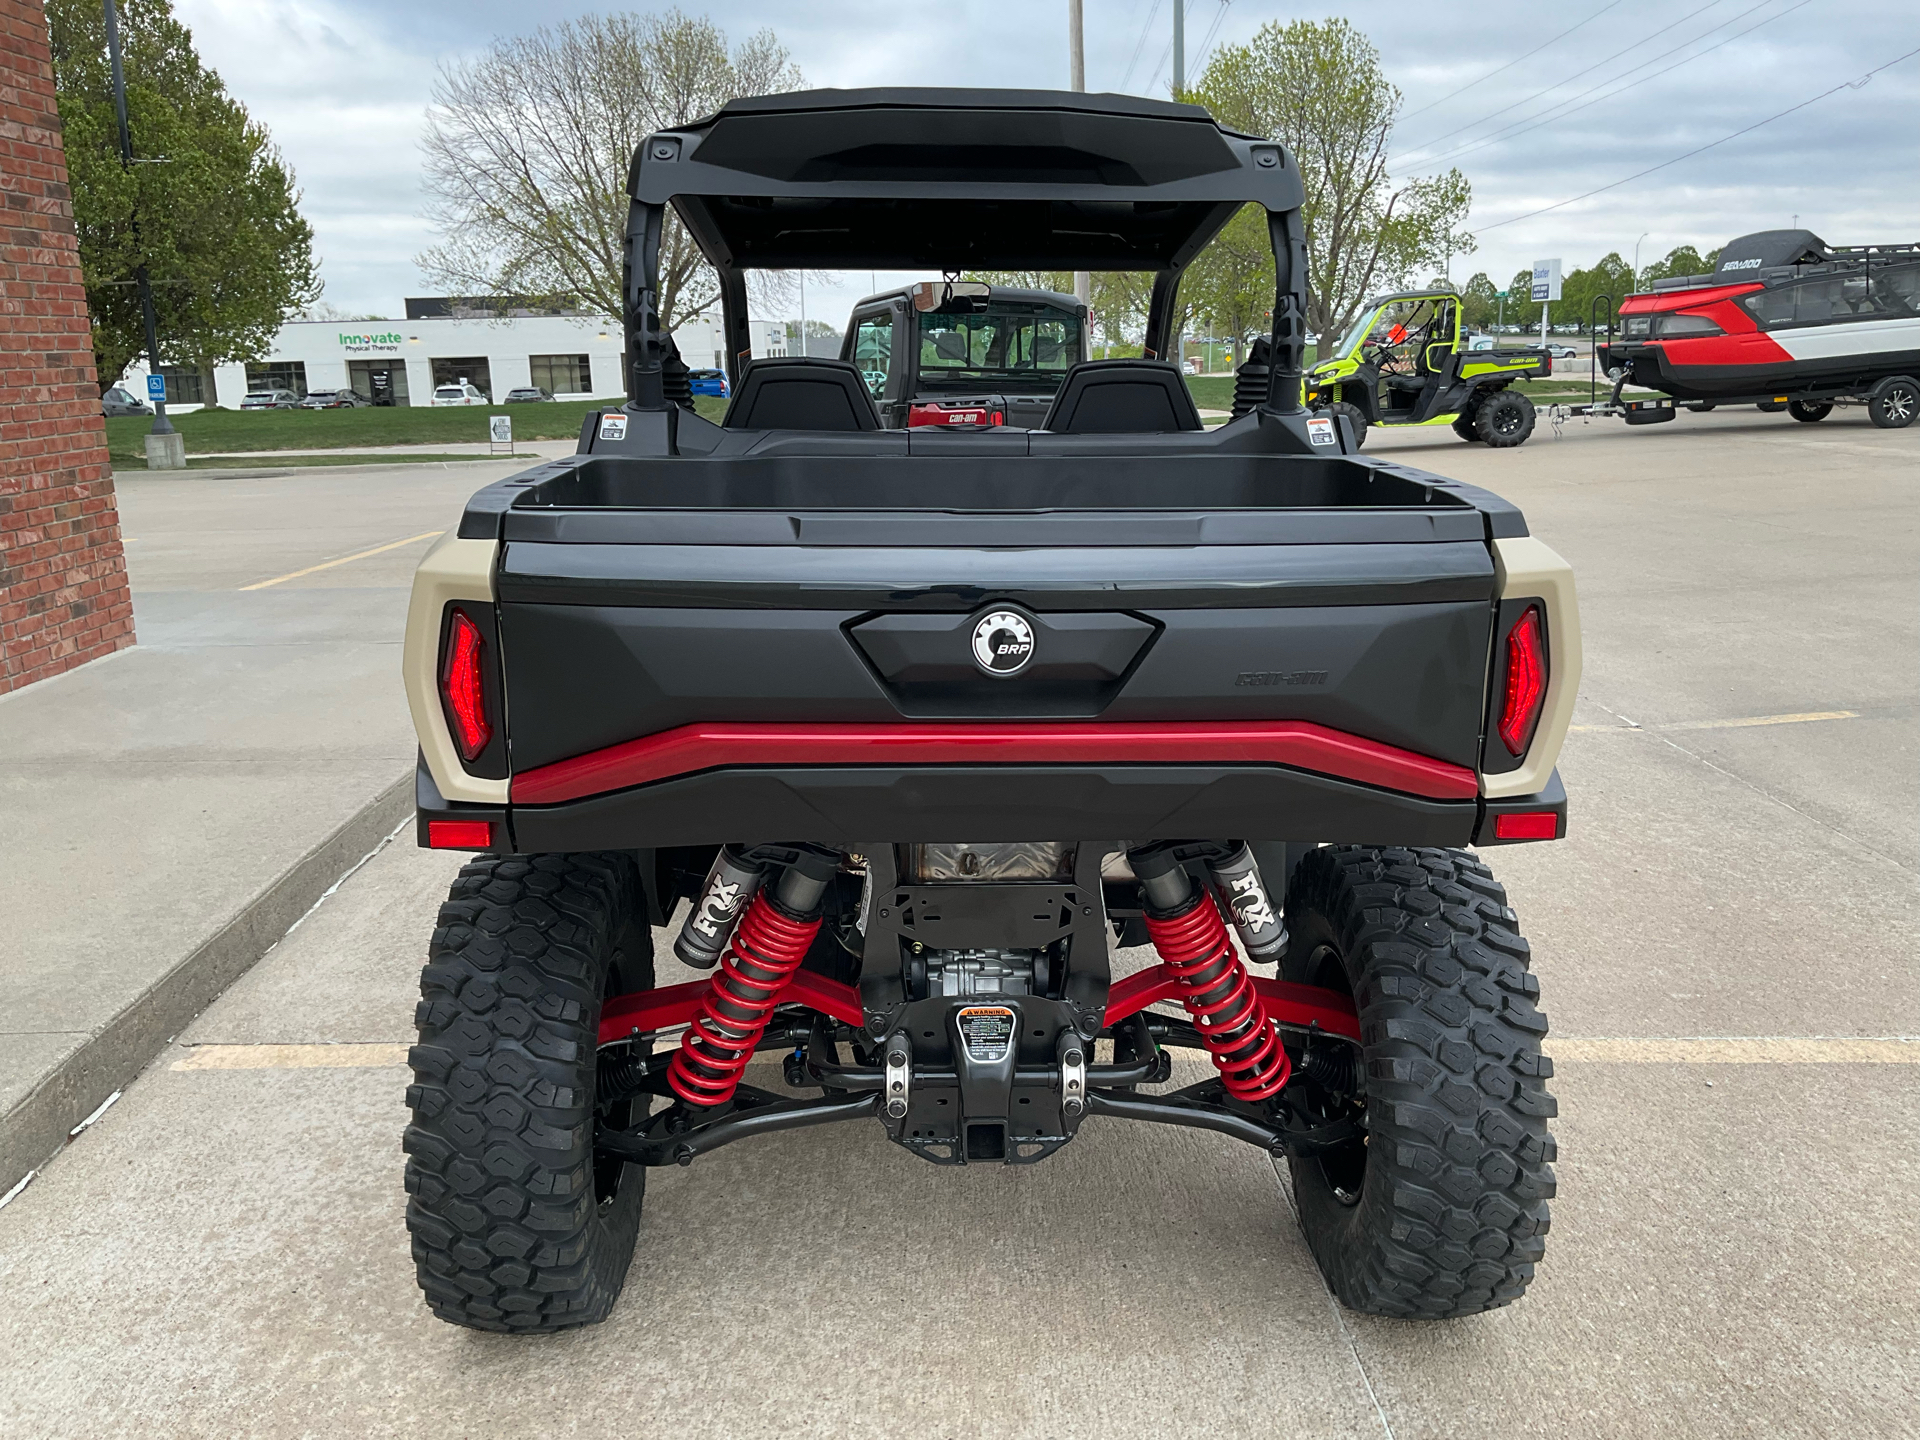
[172,0,1920,325]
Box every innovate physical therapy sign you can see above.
[338,330,405,355]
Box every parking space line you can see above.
[1569,709,1857,734]
[169,1038,1919,1071]
[1554,1037,1918,1064]
[172,1043,410,1070]
[239,531,442,590]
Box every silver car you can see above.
[242,389,301,410]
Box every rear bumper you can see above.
[417,751,1567,852]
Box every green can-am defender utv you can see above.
[1306,289,1551,448]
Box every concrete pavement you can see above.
[0,461,525,1190]
[1,406,1916,1436]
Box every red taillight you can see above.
[441,609,491,761]
[1494,811,1559,840]
[428,819,493,849]
[1498,606,1546,756]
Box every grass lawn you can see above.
[102,396,730,466]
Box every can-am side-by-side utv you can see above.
[1305,289,1551,449]
[401,88,1579,1333]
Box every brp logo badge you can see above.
[970,608,1036,677]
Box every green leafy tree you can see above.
[1189,18,1473,346]
[1460,271,1499,332]
[1639,244,1718,287]
[1561,252,1635,333]
[49,0,319,395]
[420,10,802,329]
[1180,205,1276,358]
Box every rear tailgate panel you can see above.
[497,537,1496,776]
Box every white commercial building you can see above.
[120,305,789,409]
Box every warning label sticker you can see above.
[956,1006,1015,1064]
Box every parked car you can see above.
[1536,343,1578,360]
[503,386,554,403]
[431,381,490,406]
[241,389,301,410]
[299,389,367,409]
[101,386,150,417]
[688,368,729,397]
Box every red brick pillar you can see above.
[1,0,136,695]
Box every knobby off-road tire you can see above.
[1326,400,1369,450]
[1282,846,1556,1319]
[1450,406,1481,442]
[1474,389,1535,447]
[404,853,653,1332]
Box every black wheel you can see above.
[1281,846,1556,1319]
[404,853,654,1332]
[1686,401,1717,413]
[1473,389,1535,447]
[1450,407,1481,442]
[1869,377,1917,429]
[1326,400,1368,450]
[1788,400,1832,423]
[1756,400,1787,413]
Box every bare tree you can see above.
[418,10,802,329]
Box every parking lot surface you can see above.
[1,409,1915,1438]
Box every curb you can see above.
[109,458,526,481]
[0,771,415,1195]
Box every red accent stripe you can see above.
[1106,964,1362,1042]
[513,719,1479,805]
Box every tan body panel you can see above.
[1484,536,1581,799]
[404,532,507,805]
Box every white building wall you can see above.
[122,310,780,406]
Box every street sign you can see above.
[145,373,166,401]
[1531,259,1563,303]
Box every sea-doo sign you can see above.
[970,608,1036,676]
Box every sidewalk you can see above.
[0,459,521,1191]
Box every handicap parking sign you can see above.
[145,373,167,400]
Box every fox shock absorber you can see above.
[667,849,839,1107]
[673,845,767,970]
[1130,843,1291,1102]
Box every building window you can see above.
[530,353,591,394]
[245,361,307,396]
[430,357,492,398]
[156,364,204,405]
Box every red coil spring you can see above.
[1143,891,1291,1103]
[668,890,821,1106]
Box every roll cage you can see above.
[620,88,1310,409]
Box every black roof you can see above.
[632,88,1302,272]
[1714,230,1829,274]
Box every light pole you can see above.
[104,0,182,468]
[1631,232,1650,291]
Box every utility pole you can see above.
[798,269,807,356]
[1069,0,1090,323]
[1172,0,1184,97]
[1631,232,1649,290]
[103,0,182,468]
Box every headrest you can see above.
[723,357,880,431]
[1042,359,1202,434]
